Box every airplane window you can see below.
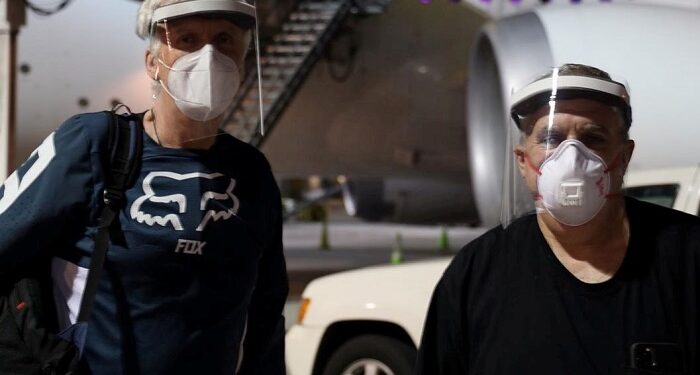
[624,184,679,209]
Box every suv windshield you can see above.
[624,184,680,209]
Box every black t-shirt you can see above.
[415,197,700,375]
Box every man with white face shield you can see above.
[140,0,261,147]
[0,0,287,374]
[415,64,700,374]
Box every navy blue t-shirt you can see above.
[0,112,288,374]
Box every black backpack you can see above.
[0,109,143,375]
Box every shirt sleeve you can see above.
[0,115,97,276]
[238,165,289,375]
[414,251,471,375]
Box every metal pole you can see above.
[0,0,25,181]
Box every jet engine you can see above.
[339,176,474,224]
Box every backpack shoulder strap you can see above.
[103,111,144,208]
[76,110,143,323]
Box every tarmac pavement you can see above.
[283,222,488,296]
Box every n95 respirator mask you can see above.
[535,139,613,226]
[157,44,241,122]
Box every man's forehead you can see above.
[531,119,607,136]
[158,15,245,32]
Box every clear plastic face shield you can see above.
[147,0,264,144]
[502,66,633,227]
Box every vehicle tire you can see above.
[321,334,416,375]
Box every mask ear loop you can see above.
[525,154,543,176]
[604,151,623,174]
[523,153,543,201]
[154,57,206,107]
[153,18,182,101]
[150,20,164,102]
[157,47,218,73]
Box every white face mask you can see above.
[157,44,241,122]
[535,139,613,226]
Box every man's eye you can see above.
[174,34,198,48]
[215,33,237,50]
[579,134,608,148]
[218,33,232,43]
[538,133,564,146]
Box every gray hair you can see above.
[136,0,189,53]
[137,0,189,96]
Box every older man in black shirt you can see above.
[415,64,700,374]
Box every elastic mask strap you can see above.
[155,47,184,73]
[525,154,542,176]
[524,154,543,200]
[157,55,188,73]
[157,57,175,71]
[156,45,219,73]
[604,151,623,173]
[154,54,202,106]
[157,78,202,106]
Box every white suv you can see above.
[285,165,700,375]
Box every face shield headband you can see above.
[510,75,632,132]
[150,0,256,34]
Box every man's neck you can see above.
[144,101,220,149]
[537,199,630,283]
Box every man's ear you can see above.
[514,145,527,178]
[621,139,635,173]
[145,49,158,81]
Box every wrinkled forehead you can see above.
[521,99,625,136]
[155,15,247,36]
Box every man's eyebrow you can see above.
[166,22,198,33]
[168,26,193,35]
[538,121,563,133]
[535,126,549,136]
[533,125,562,139]
[580,122,610,134]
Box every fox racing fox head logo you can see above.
[130,171,240,231]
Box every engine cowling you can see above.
[340,176,474,224]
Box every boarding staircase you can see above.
[221,0,354,147]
